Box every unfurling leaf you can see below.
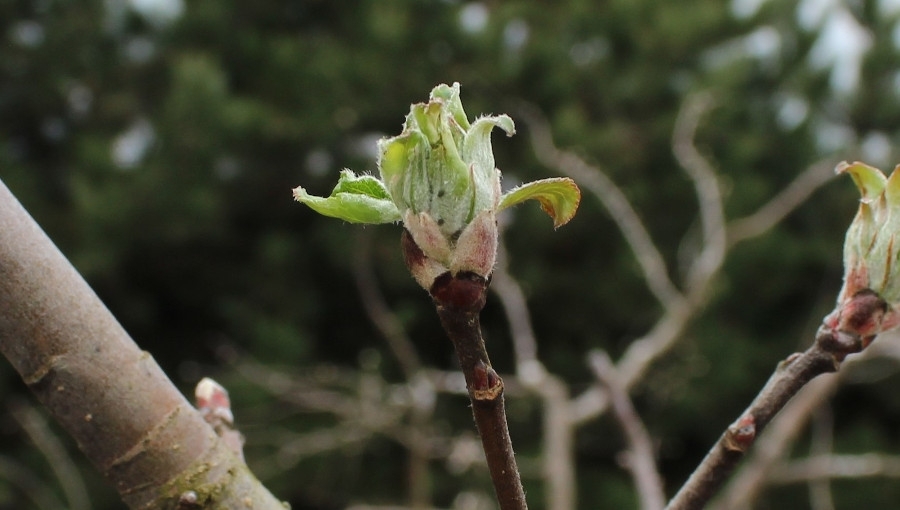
[498,177,581,228]
[293,170,400,224]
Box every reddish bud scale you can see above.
[430,271,488,313]
[818,289,891,361]
[836,289,889,338]
[401,228,428,270]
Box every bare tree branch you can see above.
[428,272,527,510]
[535,377,577,510]
[518,104,698,428]
[666,311,885,510]
[492,239,540,371]
[589,351,665,510]
[707,335,900,510]
[563,92,728,424]
[707,373,837,510]
[671,92,727,292]
[354,230,435,509]
[519,96,846,509]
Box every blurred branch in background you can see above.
[726,159,837,247]
[0,454,64,510]
[806,405,835,510]
[589,352,665,510]
[9,400,90,510]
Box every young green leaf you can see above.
[498,177,581,228]
[293,170,400,224]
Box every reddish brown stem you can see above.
[428,268,527,510]
[0,179,284,509]
[666,322,868,510]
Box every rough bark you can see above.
[0,179,285,509]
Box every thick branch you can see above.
[0,178,284,509]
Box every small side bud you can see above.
[470,360,503,401]
[177,491,200,509]
[195,377,245,461]
[195,377,234,426]
[724,414,756,453]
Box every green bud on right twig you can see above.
[824,161,900,343]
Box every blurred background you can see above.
[5,0,900,509]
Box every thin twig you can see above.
[708,336,900,510]
[432,296,526,510]
[706,376,836,510]
[354,230,434,508]
[492,239,539,370]
[564,92,727,424]
[535,377,576,510]
[671,92,726,293]
[590,351,665,510]
[416,245,526,510]
[519,103,697,427]
[665,314,882,510]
